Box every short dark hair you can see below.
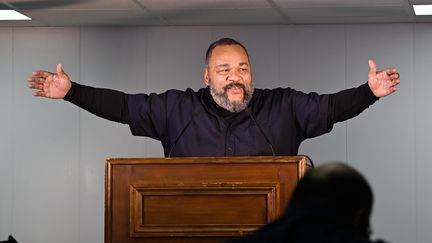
[291,162,373,236]
[293,162,373,212]
[205,38,250,66]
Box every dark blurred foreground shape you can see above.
[226,162,389,243]
[0,235,17,243]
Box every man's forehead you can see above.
[210,45,249,65]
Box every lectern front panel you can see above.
[105,156,308,243]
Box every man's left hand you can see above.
[368,59,400,97]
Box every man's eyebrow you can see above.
[216,64,229,68]
[239,62,249,66]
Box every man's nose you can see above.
[227,69,241,82]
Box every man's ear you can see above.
[203,67,210,86]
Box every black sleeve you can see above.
[327,82,379,126]
[63,82,130,124]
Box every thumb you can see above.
[368,59,377,75]
[57,63,64,75]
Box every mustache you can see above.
[223,82,246,93]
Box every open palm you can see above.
[28,64,72,99]
[367,59,400,98]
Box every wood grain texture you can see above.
[105,156,309,243]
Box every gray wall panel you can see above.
[0,28,13,241]
[146,26,212,92]
[12,27,80,243]
[79,27,148,243]
[279,25,347,164]
[414,23,432,243]
[346,24,416,243]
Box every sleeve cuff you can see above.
[63,82,76,101]
[360,82,379,104]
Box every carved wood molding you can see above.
[129,183,280,237]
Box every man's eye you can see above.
[218,69,229,74]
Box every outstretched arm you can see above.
[367,59,400,97]
[327,60,401,127]
[28,63,71,99]
[27,64,130,124]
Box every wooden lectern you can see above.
[105,156,309,243]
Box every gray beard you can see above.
[209,81,254,113]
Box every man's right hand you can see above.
[28,63,72,99]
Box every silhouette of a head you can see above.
[290,162,374,237]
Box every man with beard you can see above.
[27,38,400,157]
